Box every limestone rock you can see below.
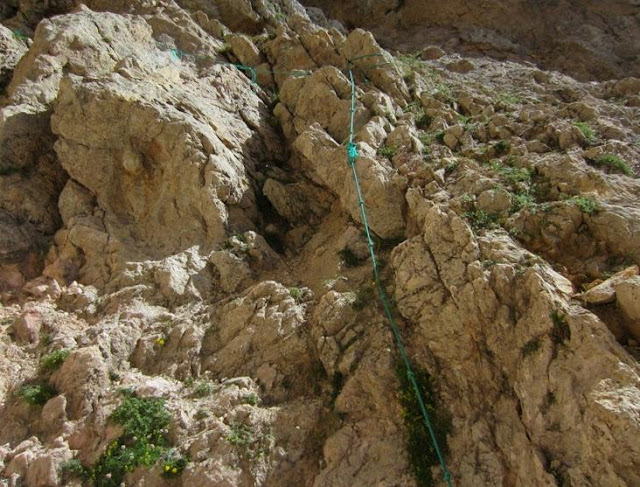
[294,124,406,239]
[0,25,28,95]
[575,266,639,305]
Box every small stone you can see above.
[420,46,445,60]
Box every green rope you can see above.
[346,67,454,487]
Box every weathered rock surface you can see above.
[1,1,639,487]
[300,0,640,81]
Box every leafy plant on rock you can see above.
[17,383,57,406]
[91,390,183,486]
[591,153,633,177]
[40,349,70,373]
[396,361,451,487]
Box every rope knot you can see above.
[346,142,358,165]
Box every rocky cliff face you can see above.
[0,1,639,486]
[301,0,640,82]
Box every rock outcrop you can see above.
[1,1,639,486]
[300,0,640,82]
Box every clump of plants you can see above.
[462,209,500,231]
[193,381,214,398]
[338,247,366,267]
[17,383,57,406]
[572,195,599,214]
[162,453,188,478]
[573,121,596,143]
[550,309,571,344]
[378,144,398,159]
[396,361,451,487]
[590,153,633,176]
[225,421,275,459]
[40,349,70,373]
[522,338,541,357]
[350,284,376,311]
[91,390,187,486]
[289,286,303,302]
[59,459,90,483]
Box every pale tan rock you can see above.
[615,276,640,342]
[575,266,639,305]
[294,124,406,238]
[51,346,108,420]
[263,178,332,225]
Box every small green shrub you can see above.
[59,459,89,482]
[242,393,260,406]
[92,391,173,486]
[572,195,599,214]
[493,140,510,155]
[511,192,535,212]
[226,422,253,447]
[378,145,398,159]
[522,338,541,357]
[193,381,213,398]
[17,383,57,406]
[338,248,366,267]
[490,160,531,184]
[444,161,457,175]
[289,287,303,302]
[40,349,70,373]
[463,209,500,231]
[497,92,522,107]
[573,121,596,143]
[591,153,633,176]
[162,454,188,478]
[396,361,450,487]
[550,309,571,344]
[351,285,376,311]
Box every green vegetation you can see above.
[241,393,260,406]
[338,248,366,267]
[396,361,450,487]
[497,92,522,107]
[91,390,184,486]
[444,160,457,175]
[591,153,633,176]
[572,195,599,214]
[462,209,500,231]
[289,286,303,302]
[493,140,510,156]
[550,309,571,344]
[40,349,70,373]
[511,192,535,212]
[378,144,398,159]
[218,42,232,54]
[489,160,531,184]
[0,166,25,176]
[162,454,188,478]
[193,381,213,398]
[350,284,376,311]
[522,338,541,357]
[59,459,89,483]
[226,422,254,447]
[573,121,596,143]
[404,101,431,129]
[17,383,57,406]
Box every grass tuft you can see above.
[591,153,633,176]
